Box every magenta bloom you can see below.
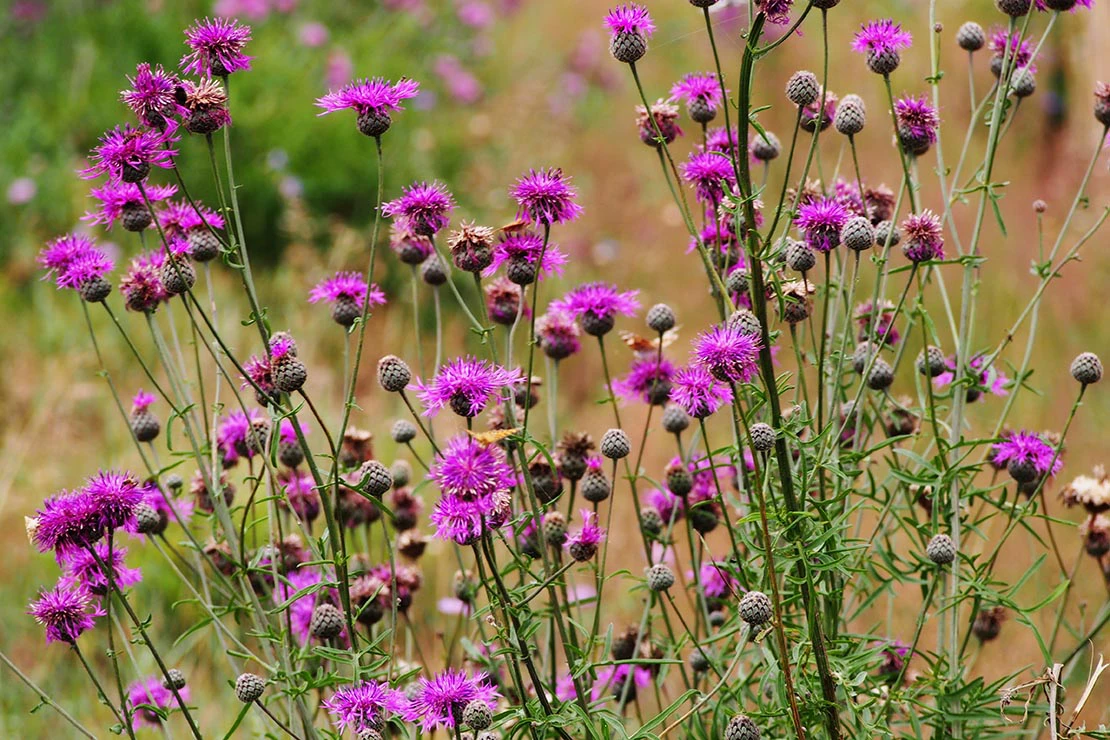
[699,561,739,600]
[316,77,420,116]
[706,126,742,158]
[323,681,405,734]
[564,509,606,554]
[670,73,725,114]
[61,541,142,596]
[855,300,900,345]
[28,583,103,644]
[217,408,268,465]
[510,168,584,226]
[801,91,838,133]
[795,197,850,253]
[537,309,582,360]
[614,356,676,405]
[382,181,455,236]
[901,210,944,263]
[415,356,522,418]
[430,436,517,501]
[157,199,226,239]
[279,419,306,447]
[81,125,176,184]
[895,95,940,153]
[682,151,736,204]
[550,282,640,335]
[693,324,762,384]
[241,354,276,398]
[592,664,652,702]
[141,481,193,529]
[280,470,320,523]
[484,231,568,280]
[273,567,326,645]
[991,431,1062,478]
[671,365,733,418]
[83,181,175,230]
[128,676,189,727]
[37,233,112,290]
[989,28,1036,73]
[756,0,795,25]
[852,19,913,57]
[934,354,1010,398]
[82,471,144,534]
[121,63,184,128]
[603,4,655,38]
[32,491,104,558]
[181,17,253,77]
[405,669,500,731]
[309,271,386,309]
[120,250,169,313]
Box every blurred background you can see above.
[2,0,1110,733]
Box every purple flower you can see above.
[991,431,1062,478]
[120,250,169,313]
[80,125,176,183]
[241,354,276,398]
[429,436,515,545]
[801,90,838,134]
[279,419,306,447]
[484,231,568,280]
[280,470,320,523]
[157,199,226,239]
[1034,0,1091,9]
[537,309,582,360]
[670,73,725,114]
[699,561,739,601]
[989,28,1036,73]
[603,4,655,38]
[934,354,1010,398]
[706,126,742,158]
[132,390,156,413]
[852,19,913,57]
[415,356,522,418]
[878,640,911,677]
[795,197,850,253]
[181,17,253,77]
[671,365,733,418]
[309,271,386,310]
[120,63,185,128]
[38,234,101,283]
[550,282,640,333]
[591,664,652,702]
[614,356,675,405]
[28,583,102,644]
[31,489,103,557]
[895,95,940,154]
[510,168,584,226]
[273,567,327,645]
[217,408,268,465]
[128,676,189,727]
[83,181,176,230]
[682,151,736,204]
[404,669,500,731]
[692,324,762,384]
[756,0,795,25]
[382,181,455,236]
[901,210,944,263]
[83,471,144,534]
[855,300,900,345]
[637,100,683,147]
[315,77,420,117]
[61,541,142,596]
[564,509,606,555]
[647,486,682,524]
[141,481,193,529]
[323,681,405,733]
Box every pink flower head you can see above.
[83,470,144,534]
[382,181,455,236]
[273,566,328,645]
[614,356,676,405]
[991,430,1062,478]
[484,231,568,280]
[83,181,176,230]
[550,282,640,330]
[706,126,742,157]
[217,408,268,465]
[308,271,386,309]
[604,4,655,38]
[895,94,940,149]
[852,19,912,56]
[901,210,944,263]
[537,308,582,360]
[37,233,101,283]
[564,509,606,552]
[141,481,193,529]
[693,324,762,384]
[415,356,522,417]
[510,168,584,226]
[671,364,733,418]
[315,77,420,116]
[241,354,276,397]
[429,436,516,544]
[31,491,104,558]
[404,669,500,731]
[795,196,850,253]
[280,470,320,523]
[934,353,1010,398]
[855,300,900,345]
[269,333,297,362]
[323,681,405,734]
[670,73,725,113]
[28,582,103,644]
[757,0,794,25]
[592,664,652,702]
[80,124,176,183]
[989,27,1036,73]
[279,418,307,446]
[682,150,736,203]
[120,250,169,313]
[801,91,838,133]
[120,63,185,128]
[699,560,739,600]
[54,248,114,291]
[131,390,156,413]
[128,676,190,727]
[157,199,226,239]
[181,17,253,77]
[61,541,142,596]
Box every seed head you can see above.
[662,404,691,434]
[391,419,418,444]
[739,590,772,626]
[841,216,875,252]
[786,71,820,107]
[359,461,393,498]
[162,669,187,691]
[834,94,866,135]
[235,673,265,703]
[926,533,956,565]
[750,131,781,161]
[646,303,676,334]
[785,239,816,273]
[725,715,761,740]
[377,355,412,393]
[601,429,631,459]
[996,0,1032,17]
[1070,352,1102,386]
[310,603,345,640]
[647,564,675,592]
[463,699,493,731]
[956,22,986,52]
[750,423,775,452]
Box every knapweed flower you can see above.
[83,471,144,534]
[416,357,521,417]
[389,223,434,265]
[991,430,1062,478]
[273,567,330,644]
[510,168,584,226]
[550,281,640,336]
[795,197,849,252]
[565,510,606,561]
[592,664,652,702]
[28,583,102,644]
[280,470,321,524]
[934,353,1010,399]
[128,676,189,727]
[120,250,169,313]
[671,364,733,418]
[120,63,184,129]
[682,151,736,203]
[670,73,725,124]
[382,181,454,236]
[537,309,582,360]
[241,354,277,403]
[157,199,225,240]
[614,356,675,405]
[323,681,404,734]
[38,234,104,284]
[484,231,568,282]
[61,541,142,596]
[693,324,761,384]
[895,95,940,155]
[429,437,515,545]
[700,561,739,602]
[404,669,499,731]
[852,19,913,75]
[80,125,176,183]
[901,210,944,262]
[83,181,176,231]
[316,77,420,137]
[757,0,795,25]
[706,125,742,158]
[180,77,232,135]
[801,91,837,133]
[217,408,269,465]
[604,4,654,63]
[636,99,683,148]
[878,640,911,679]
[855,300,900,345]
[988,27,1035,74]
[484,277,526,325]
[309,271,386,327]
[181,17,253,77]
[140,480,193,530]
